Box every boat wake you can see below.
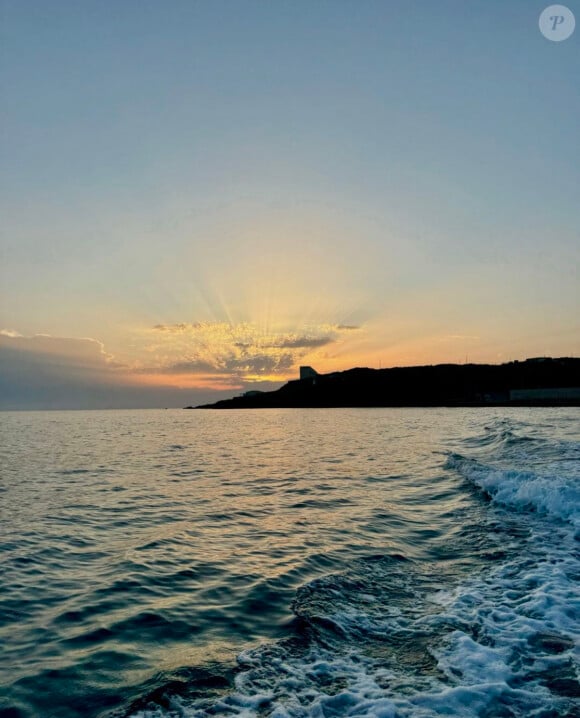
[128,417,580,717]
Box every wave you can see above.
[129,545,579,717]
[126,415,580,718]
[129,556,579,717]
[445,453,580,529]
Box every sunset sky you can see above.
[1,0,579,409]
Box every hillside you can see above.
[188,357,580,409]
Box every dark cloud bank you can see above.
[0,334,276,410]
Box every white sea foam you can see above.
[445,453,580,529]
[132,421,580,718]
[134,525,579,717]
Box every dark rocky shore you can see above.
[187,357,580,409]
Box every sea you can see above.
[0,408,578,718]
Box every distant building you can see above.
[299,366,319,381]
[509,387,580,402]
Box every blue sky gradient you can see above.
[1,0,578,408]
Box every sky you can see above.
[1,0,579,409]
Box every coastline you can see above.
[187,358,580,409]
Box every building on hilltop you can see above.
[299,366,318,381]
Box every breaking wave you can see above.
[128,415,580,718]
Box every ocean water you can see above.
[0,408,578,718]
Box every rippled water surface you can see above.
[1,408,578,717]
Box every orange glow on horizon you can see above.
[134,372,246,392]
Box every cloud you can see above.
[151,322,239,334]
[271,336,334,349]
[0,332,120,371]
[223,352,295,375]
[152,323,205,333]
[153,351,295,377]
[158,358,219,374]
[141,320,354,379]
[0,319,365,408]
[0,331,224,409]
